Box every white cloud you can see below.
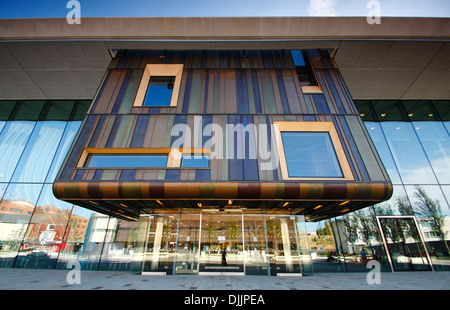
[307,0,339,16]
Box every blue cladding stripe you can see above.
[275,69,290,114]
[251,70,262,113]
[195,169,210,181]
[182,69,193,114]
[236,70,250,114]
[111,70,132,113]
[241,115,259,180]
[165,169,181,180]
[323,71,346,113]
[312,94,331,114]
[203,69,209,113]
[228,114,244,181]
[87,115,107,148]
[105,115,122,148]
[120,169,136,180]
[266,114,278,180]
[202,114,213,146]
[130,114,150,148]
[171,114,188,146]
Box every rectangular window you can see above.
[291,50,322,94]
[85,154,168,168]
[77,148,210,170]
[281,132,342,178]
[143,76,175,107]
[180,154,209,168]
[133,64,183,108]
[274,121,353,180]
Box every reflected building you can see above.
[0,17,449,275]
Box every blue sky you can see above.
[0,0,449,18]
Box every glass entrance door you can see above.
[378,216,433,271]
[199,210,245,275]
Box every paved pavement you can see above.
[0,268,448,290]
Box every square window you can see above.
[281,132,342,178]
[274,121,353,180]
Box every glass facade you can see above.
[0,99,449,275]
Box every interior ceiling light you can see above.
[338,201,350,206]
[120,203,128,208]
[228,200,233,205]
[197,203,202,208]
[340,209,350,213]
[156,200,164,206]
[89,200,99,205]
[282,202,290,207]
[313,205,323,209]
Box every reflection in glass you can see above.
[56,206,93,270]
[15,184,73,269]
[0,183,42,267]
[365,122,402,184]
[46,121,81,182]
[379,217,432,271]
[413,122,450,184]
[281,132,343,178]
[243,214,269,275]
[174,213,200,274]
[381,122,437,184]
[0,121,35,183]
[404,185,450,271]
[11,121,66,182]
[181,154,209,168]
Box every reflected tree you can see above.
[413,186,449,254]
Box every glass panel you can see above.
[143,76,174,107]
[46,121,82,182]
[0,183,42,268]
[181,154,209,168]
[130,215,151,274]
[71,100,91,121]
[0,101,16,121]
[99,218,139,271]
[281,131,343,178]
[405,185,450,271]
[337,211,391,272]
[86,154,168,168]
[373,185,411,216]
[199,211,244,274]
[295,215,313,275]
[379,217,432,271]
[365,122,402,184]
[11,121,66,182]
[174,212,201,274]
[40,101,75,121]
[305,219,346,272]
[413,121,450,184]
[142,214,178,274]
[55,207,97,270]
[14,185,73,269]
[10,101,46,121]
[381,122,437,184]
[266,215,302,275]
[0,121,35,183]
[243,214,269,275]
[372,100,407,121]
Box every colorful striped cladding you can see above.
[53,49,393,220]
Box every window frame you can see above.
[133,64,184,108]
[273,121,354,181]
[77,147,210,169]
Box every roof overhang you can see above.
[0,17,449,100]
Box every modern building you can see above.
[0,17,449,276]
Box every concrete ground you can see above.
[0,268,448,290]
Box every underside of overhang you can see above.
[53,181,392,222]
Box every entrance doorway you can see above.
[137,210,311,276]
[199,210,244,275]
[377,216,433,271]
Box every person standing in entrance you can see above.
[222,242,228,266]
